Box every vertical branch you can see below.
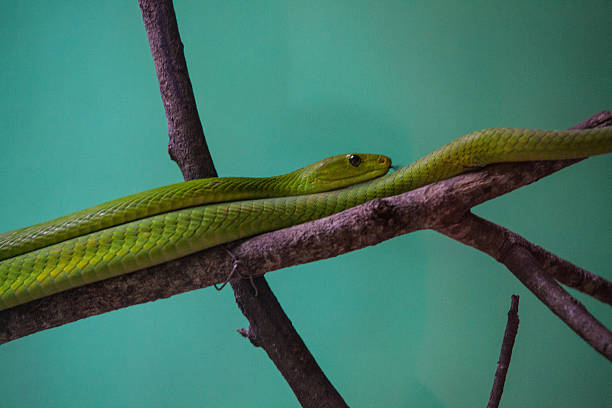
[139,0,216,180]
[137,1,347,405]
[487,295,520,408]
[233,279,349,407]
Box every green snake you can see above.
[1,128,611,310]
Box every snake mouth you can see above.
[380,156,392,166]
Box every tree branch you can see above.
[436,212,612,305]
[487,295,519,408]
[2,110,609,346]
[436,213,612,361]
[139,0,216,180]
[505,247,611,361]
[231,278,348,407]
[138,1,346,405]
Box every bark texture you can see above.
[139,0,216,180]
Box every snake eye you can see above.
[348,154,361,167]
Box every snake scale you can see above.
[1,127,611,310]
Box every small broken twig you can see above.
[487,295,520,408]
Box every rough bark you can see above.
[139,0,216,180]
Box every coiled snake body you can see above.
[1,128,610,310]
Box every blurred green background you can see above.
[1,1,611,407]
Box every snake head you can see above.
[292,153,392,193]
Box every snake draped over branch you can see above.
[1,127,610,310]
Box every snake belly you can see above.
[1,127,611,310]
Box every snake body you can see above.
[1,128,611,310]
[0,153,390,261]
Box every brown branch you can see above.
[505,246,611,361]
[139,0,216,180]
[435,209,612,306]
[2,110,609,345]
[138,1,346,406]
[487,295,520,408]
[229,280,346,407]
[569,110,612,130]
[232,278,348,408]
[437,213,612,361]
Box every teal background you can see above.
[1,1,611,406]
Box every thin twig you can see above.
[487,295,520,408]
